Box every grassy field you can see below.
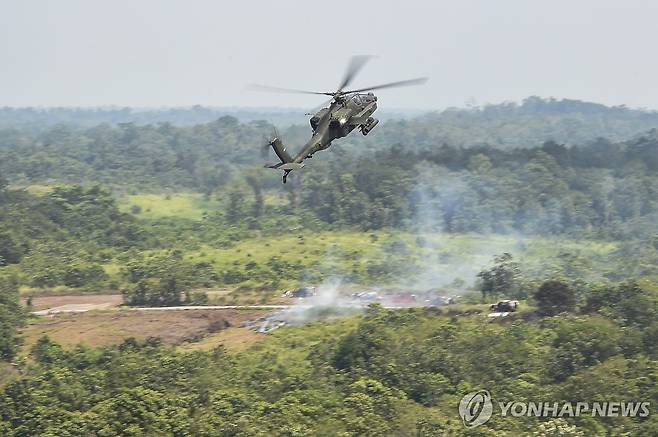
[117,192,221,220]
[12,189,621,297]
[181,230,618,290]
[112,191,620,292]
[14,226,618,297]
[117,191,287,220]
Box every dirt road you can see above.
[31,304,293,316]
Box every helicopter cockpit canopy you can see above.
[351,93,376,105]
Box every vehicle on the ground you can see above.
[283,286,317,299]
[489,300,519,312]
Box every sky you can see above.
[1,0,658,110]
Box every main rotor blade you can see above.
[247,84,332,96]
[337,55,374,92]
[342,77,428,94]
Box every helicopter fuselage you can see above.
[294,92,379,162]
[257,55,426,183]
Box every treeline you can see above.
[1,112,658,238]
[351,96,658,150]
[0,106,309,131]
[3,96,658,147]
[0,183,147,289]
[0,116,266,190]
[288,135,658,238]
[0,277,656,435]
[0,278,23,360]
[2,96,658,190]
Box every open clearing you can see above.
[20,308,266,354]
[117,192,220,220]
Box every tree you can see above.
[30,335,64,364]
[245,173,264,218]
[0,232,26,265]
[0,277,23,360]
[547,316,622,381]
[477,253,522,300]
[225,188,249,224]
[583,281,657,327]
[159,277,182,306]
[534,279,576,316]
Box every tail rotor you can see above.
[260,127,280,159]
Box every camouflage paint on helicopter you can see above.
[250,56,427,183]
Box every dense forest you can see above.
[2,101,658,238]
[4,96,658,145]
[0,106,421,132]
[0,106,307,131]
[367,96,658,149]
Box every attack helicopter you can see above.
[251,56,427,183]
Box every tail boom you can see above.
[263,137,304,183]
[270,138,293,164]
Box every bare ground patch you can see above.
[178,327,264,353]
[20,309,265,353]
[22,294,123,311]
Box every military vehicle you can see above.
[283,286,317,299]
[251,55,427,183]
[489,300,519,312]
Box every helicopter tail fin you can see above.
[264,136,303,183]
[269,138,293,164]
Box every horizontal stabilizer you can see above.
[278,162,305,170]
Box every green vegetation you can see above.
[0,109,656,306]
[1,279,656,435]
[1,102,658,434]
[4,97,658,146]
[118,192,221,221]
[3,109,658,239]
[0,278,23,360]
[359,96,658,149]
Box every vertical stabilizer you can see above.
[270,138,293,163]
